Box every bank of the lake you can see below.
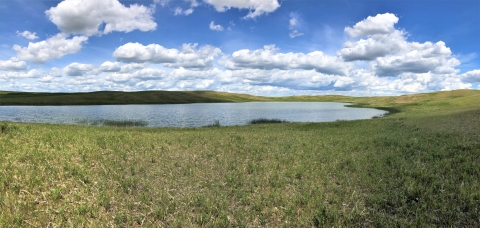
[1,89,479,227]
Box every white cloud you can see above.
[24,69,43,78]
[461,70,480,83]
[171,67,223,80]
[209,21,224,31]
[345,13,398,37]
[174,7,194,16]
[100,61,122,72]
[154,0,170,6]
[130,68,167,80]
[16,31,39,40]
[113,43,222,69]
[45,0,157,36]
[288,13,303,38]
[120,63,148,73]
[289,30,303,38]
[338,13,460,78]
[48,67,64,77]
[338,30,406,61]
[63,62,95,76]
[13,33,88,64]
[189,0,200,8]
[0,57,28,71]
[289,18,297,29]
[5,12,479,96]
[0,69,42,79]
[203,0,280,19]
[222,45,351,76]
[374,44,459,77]
[106,68,167,82]
[173,0,198,16]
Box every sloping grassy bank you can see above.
[0,90,271,105]
[0,90,479,227]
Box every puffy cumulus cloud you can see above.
[0,69,42,79]
[37,68,66,83]
[46,0,156,36]
[338,30,405,61]
[127,68,167,80]
[16,31,39,40]
[23,69,43,78]
[13,33,88,64]
[106,68,167,83]
[63,62,96,76]
[6,12,478,96]
[222,45,351,76]
[232,69,338,90]
[120,63,149,73]
[100,61,122,72]
[345,13,398,37]
[48,67,64,77]
[170,67,225,80]
[203,0,280,19]
[209,21,224,31]
[461,70,480,83]
[388,72,471,92]
[113,43,222,69]
[374,45,459,77]
[174,79,215,90]
[0,57,28,71]
[338,13,460,78]
[104,67,226,86]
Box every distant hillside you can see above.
[0,90,479,108]
[0,90,271,105]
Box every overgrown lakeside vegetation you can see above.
[1,90,479,227]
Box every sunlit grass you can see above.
[0,90,479,226]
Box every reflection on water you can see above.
[0,102,388,128]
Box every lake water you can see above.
[0,102,388,128]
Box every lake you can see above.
[0,102,388,128]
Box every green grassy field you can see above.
[0,90,479,227]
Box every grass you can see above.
[249,118,289,124]
[0,90,272,106]
[0,89,479,226]
[76,119,148,127]
[203,120,221,128]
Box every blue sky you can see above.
[0,0,479,96]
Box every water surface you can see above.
[0,102,387,128]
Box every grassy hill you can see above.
[0,89,479,227]
[0,90,272,105]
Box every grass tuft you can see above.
[249,118,289,124]
[1,121,18,134]
[76,119,148,127]
[203,120,221,128]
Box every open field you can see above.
[0,89,479,226]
